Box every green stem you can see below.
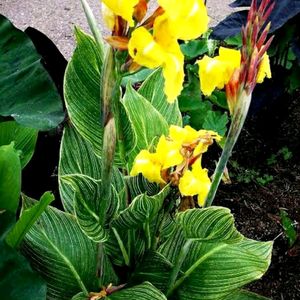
[80,0,105,56]
[167,244,227,297]
[144,220,152,250]
[112,227,130,266]
[166,239,193,297]
[204,91,252,207]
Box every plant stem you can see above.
[80,0,105,56]
[204,91,252,207]
[112,227,130,266]
[166,239,193,297]
[167,244,227,297]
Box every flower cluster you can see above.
[130,125,221,206]
[102,0,209,102]
[197,46,271,98]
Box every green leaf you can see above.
[21,195,116,300]
[180,39,209,59]
[159,208,272,299]
[208,90,229,110]
[113,185,170,229]
[203,110,229,136]
[0,210,15,241]
[178,207,243,242]
[188,101,213,128]
[178,65,203,112]
[131,251,175,292]
[107,282,167,300]
[0,241,46,300]
[0,15,64,130]
[0,143,21,213]
[62,174,107,242]
[223,290,270,300]
[64,28,133,166]
[0,121,38,168]
[122,68,154,86]
[280,209,297,247]
[138,69,182,126]
[6,192,54,248]
[59,124,126,240]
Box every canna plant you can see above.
[0,0,276,299]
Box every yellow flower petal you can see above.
[102,3,115,31]
[169,125,199,145]
[198,47,241,96]
[178,159,211,206]
[128,27,166,69]
[130,150,164,183]
[156,135,183,169]
[158,0,209,40]
[257,53,271,83]
[162,50,185,102]
[102,0,139,27]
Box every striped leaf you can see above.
[158,207,272,300]
[113,185,170,229]
[125,174,159,199]
[0,120,38,168]
[21,195,117,300]
[176,238,272,300]
[59,124,126,241]
[64,28,133,165]
[107,282,167,300]
[6,192,54,248]
[122,85,170,166]
[138,69,182,127]
[223,290,270,300]
[0,143,21,214]
[178,207,243,242]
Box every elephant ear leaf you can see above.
[0,15,64,130]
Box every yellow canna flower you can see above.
[155,135,183,169]
[197,47,241,96]
[158,0,209,40]
[102,3,115,31]
[256,53,271,83]
[130,150,165,183]
[102,0,139,27]
[178,159,211,206]
[169,125,200,145]
[128,17,185,102]
[128,27,166,68]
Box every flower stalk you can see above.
[204,0,274,207]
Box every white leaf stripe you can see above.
[21,197,99,300]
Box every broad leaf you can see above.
[0,121,38,168]
[158,207,272,299]
[113,185,170,229]
[59,124,126,240]
[0,211,15,241]
[138,69,182,126]
[21,195,116,300]
[6,192,54,248]
[180,40,209,59]
[176,238,272,299]
[223,289,270,300]
[0,15,64,130]
[202,110,229,136]
[107,282,167,300]
[178,207,243,242]
[131,251,175,292]
[122,85,169,165]
[0,143,21,213]
[0,241,46,300]
[64,28,133,165]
